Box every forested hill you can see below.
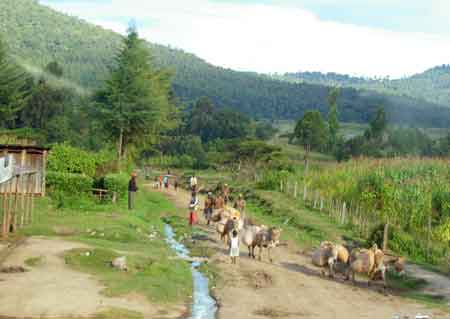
[2,0,450,127]
[279,67,450,108]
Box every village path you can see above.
[160,186,450,319]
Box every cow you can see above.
[312,241,349,277]
[242,225,282,263]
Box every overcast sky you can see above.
[41,0,450,78]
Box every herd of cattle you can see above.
[208,206,405,291]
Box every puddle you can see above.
[164,224,217,319]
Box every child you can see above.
[229,229,239,264]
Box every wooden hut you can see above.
[0,144,49,196]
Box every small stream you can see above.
[164,224,217,319]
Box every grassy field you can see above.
[17,188,193,305]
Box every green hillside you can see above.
[2,0,450,127]
[279,66,450,108]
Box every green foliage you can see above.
[281,67,450,109]
[46,171,93,195]
[0,36,29,128]
[327,88,340,153]
[2,0,450,128]
[307,158,450,264]
[257,170,289,190]
[104,173,129,199]
[94,27,176,160]
[293,110,329,153]
[186,97,251,143]
[47,143,100,177]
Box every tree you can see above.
[369,106,387,139]
[94,26,175,165]
[45,61,63,78]
[293,110,328,172]
[0,37,28,128]
[327,87,340,153]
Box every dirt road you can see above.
[0,237,185,318]
[162,187,449,319]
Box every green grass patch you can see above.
[65,248,192,303]
[24,256,45,267]
[19,188,193,304]
[246,190,359,249]
[387,271,428,291]
[94,307,144,319]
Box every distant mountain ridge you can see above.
[278,65,450,107]
[1,0,450,128]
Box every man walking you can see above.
[128,172,138,210]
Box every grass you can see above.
[18,188,193,304]
[246,190,360,249]
[24,256,45,267]
[93,307,144,319]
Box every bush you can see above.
[256,170,289,190]
[46,171,93,195]
[104,173,129,199]
[48,143,100,177]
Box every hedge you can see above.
[46,171,93,195]
[104,173,129,199]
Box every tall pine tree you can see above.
[0,37,28,129]
[327,87,340,153]
[95,27,176,164]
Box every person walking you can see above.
[190,174,198,193]
[163,174,169,189]
[159,175,163,189]
[229,229,240,264]
[204,192,214,225]
[128,172,138,210]
[223,183,230,205]
[234,194,246,217]
[189,193,199,226]
[215,193,224,209]
[174,178,178,192]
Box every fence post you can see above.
[320,198,324,211]
[280,180,283,193]
[303,185,307,201]
[1,186,8,239]
[341,202,347,224]
[294,182,298,198]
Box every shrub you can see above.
[104,173,129,199]
[46,171,93,195]
[48,144,99,177]
[256,170,289,190]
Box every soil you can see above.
[0,237,186,318]
[162,187,450,319]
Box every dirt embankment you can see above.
[163,187,449,319]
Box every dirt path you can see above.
[0,237,185,318]
[161,187,449,319]
[405,264,450,302]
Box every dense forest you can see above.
[279,66,450,108]
[1,0,450,127]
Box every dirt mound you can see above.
[245,270,274,289]
[254,307,309,318]
[0,266,27,273]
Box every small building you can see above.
[0,144,49,196]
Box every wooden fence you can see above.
[279,179,394,250]
[0,171,37,239]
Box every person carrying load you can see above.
[204,192,214,225]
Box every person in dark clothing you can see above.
[128,172,138,210]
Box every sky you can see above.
[40,0,450,78]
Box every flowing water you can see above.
[164,224,217,319]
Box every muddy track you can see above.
[161,187,449,319]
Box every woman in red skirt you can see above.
[189,193,199,226]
